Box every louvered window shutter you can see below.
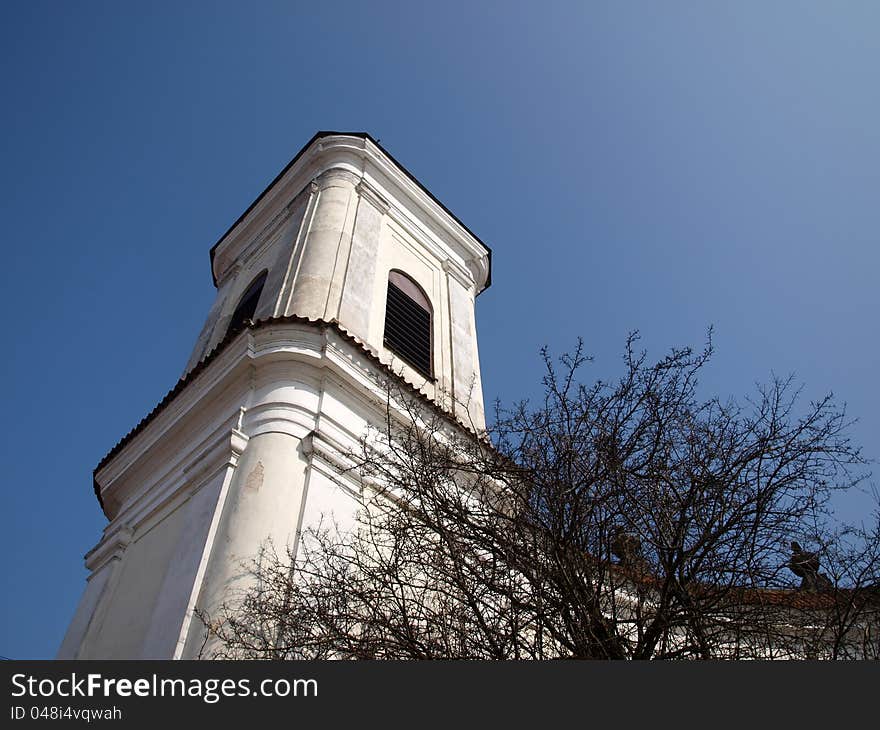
[383,273,432,377]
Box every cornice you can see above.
[356,135,490,291]
[355,179,390,214]
[315,167,361,190]
[102,416,250,531]
[442,258,476,293]
[93,316,489,519]
[84,523,133,573]
[210,132,491,293]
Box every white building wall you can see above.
[60,133,491,659]
[140,470,226,659]
[189,134,490,428]
[57,544,120,659]
[82,499,188,659]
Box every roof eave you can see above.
[208,131,492,293]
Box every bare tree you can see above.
[200,333,879,659]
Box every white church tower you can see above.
[58,132,492,659]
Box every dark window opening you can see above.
[383,271,432,378]
[227,271,268,337]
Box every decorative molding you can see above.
[212,134,490,293]
[275,181,321,318]
[182,425,249,484]
[314,167,360,190]
[107,418,251,534]
[301,430,367,499]
[95,319,479,528]
[216,261,243,288]
[356,136,490,291]
[85,524,133,573]
[465,255,490,293]
[442,258,476,291]
[356,179,390,214]
[96,338,255,501]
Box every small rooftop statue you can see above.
[611,527,645,570]
[788,541,833,592]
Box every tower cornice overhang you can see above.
[209,132,492,295]
[93,316,488,520]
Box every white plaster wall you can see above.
[98,368,251,520]
[56,558,116,659]
[182,429,310,658]
[139,470,226,658]
[64,133,492,660]
[80,498,189,659]
[288,171,359,321]
[64,321,479,659]
[297,464,362,546]
[188,135,490,428]
[335,185,384,343]
[185,187,312,372]
[447,275,485,429]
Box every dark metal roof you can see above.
[208,131,492,292]
[93,316,487,518]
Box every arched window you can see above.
[227,271,267,337]
[383,270,432,377]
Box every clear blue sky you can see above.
[1,1,877,659]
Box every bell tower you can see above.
[58,132,492,659]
